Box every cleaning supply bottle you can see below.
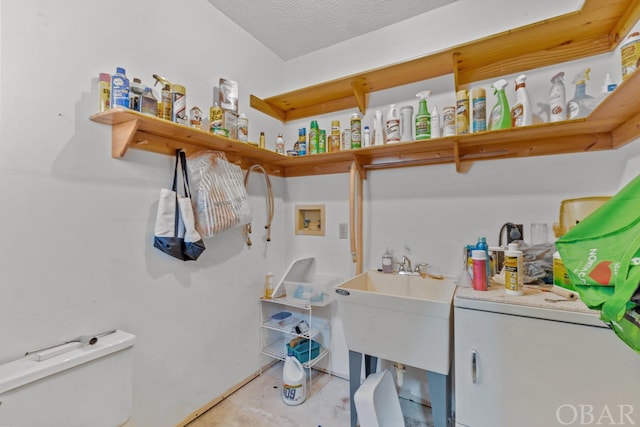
[455,90,470,135]
[549,72,566,122]
[431,106,441,138]
[488,79,511,130]
[385,104,400,143]
[282,347,306,406]
[476,236,490,283]
[372,110,385,145]
[415,90,431,140]
[470,87,486,133]
[400,106,414,142]
[566,68,593,120]
[110,67,130,109]
[504,243,524,296]
[511,74,532,127]
[264,272,274,299]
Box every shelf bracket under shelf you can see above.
[112,119,140,158]
[249,95,286,122]
[453,141,473,174]
[350,78,368,115]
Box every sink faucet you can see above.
[399,255,412,273]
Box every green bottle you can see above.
[488,79,512,130]
[415,90,431,140]
[309,120,319,154]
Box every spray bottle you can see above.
[566,68,593,120]
[415,90,431,140]
[549,72,566,122]
[488,79,511,130]
[511,74,532,127]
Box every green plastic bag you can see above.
[556,175,640,354]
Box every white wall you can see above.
[2,0,639,425]
[0,1,286,426]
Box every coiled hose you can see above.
[243,165,274,246]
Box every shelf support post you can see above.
[250,95,286,122]
[112,119,139,158]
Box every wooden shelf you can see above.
[90,68,640,176]
[250,0,640,122]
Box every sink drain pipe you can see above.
[395,362,406,387]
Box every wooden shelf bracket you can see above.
[112,119,139,158]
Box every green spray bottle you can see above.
[566,68,594,120]
[415,90,431,140]
[488,79,511,130]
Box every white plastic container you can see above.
[504,243,524,295]
[272,258,341,306]
[385,104,400,143]
[354,369,404,427]
[282,350,306,406]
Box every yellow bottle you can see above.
[264,272,274,299]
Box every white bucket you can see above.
[282,353,306,406]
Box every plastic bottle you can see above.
[431,106,441,138]
[385,104,400,143]
[372,110,385,145]
[400,106,414,142]
[471,250,488,291]
[275,133,285,154]
[363,126,371,147]
[259,132,265,149]
[282,348,306,406]
[621,31,640,80]
[140,87,157,116]
[504,243,524,296]
[237,113,249,142]
[350,113,362,149]
[264,272,274,299]
[129,78,144,111]
[470,87,486,133]
[172,84,187,125]
[382,248,393,273]
[488,79,511,130]
[110,67,130,109]
[98,73,110,112]
[415,90,431,140]
[456,90,470,135]
[549,72,566,123]
[566,68,593,120]
[309,120,319,154]
[511,75,532,127]
[476,236,490,282]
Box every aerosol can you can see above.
[566,68,593,120]
[549,72,566,122]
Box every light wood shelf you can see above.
[250,0,640,122]
[90,0,640,176]
[90,67,640,176]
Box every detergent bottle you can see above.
[415,90,431,140]
[488,79,511,130]
[566,68,593,120]
[511,74,532,127]
[431,106,441,138]
[549,71,566,123]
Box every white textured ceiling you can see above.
[207,0,457,61]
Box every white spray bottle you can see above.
[511,74,532,127]
[549,72,566,122]
[566,68,593,120]
[386,104,400,143]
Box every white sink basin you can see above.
[334,270,456,374]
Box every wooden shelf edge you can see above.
[249,95,286,122]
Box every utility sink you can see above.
[334,270,457,375]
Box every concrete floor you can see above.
[187,362,433,426]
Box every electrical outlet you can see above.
[339,223,348,239]
[506,223,523,243]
